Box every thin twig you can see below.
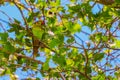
[74,34,84,43]
[0,22,7,32]
[16,2,31,11]
[0,10,13,22]
[91,1,97,8]
[74,69,91,80]
[14,2,29,30]
[83,47,89,78]
[0,18,9,24]
[65,44,120,51]
[81,30,90,35]
[14,53,43,64]
[59,72,66,80]
[39,40,56,53]
[0,47,43,64]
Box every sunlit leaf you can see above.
[115,40,120,48]
[66,59,74,66]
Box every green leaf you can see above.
[93,53,104,62]
[67,22,81,34]
[30,0,35,3]
[0,32,8,42]
[53,55,66,66]
[3,42,15,53]
[56,0,60,5]
[116,0,120,3]
[49,36,62,48]
[66,58,74,66]
[17,58,26,64]
[115,40,120,48]
[42,58,50,71]
[67,37,74,43]
[70,0,75,2]
[5,68,11,75]
[25,38,32,47]
[8,23,24,34]
[14,18,21,24]
[42,62,49,71]
[0,59,6,66]
[86,66,91,74]
[73,23,81,32]
[92,74,105,80]
[27,12,40,22]
[16,30,25,41]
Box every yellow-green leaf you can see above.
[115,40,120,48]
[66,59,74,66]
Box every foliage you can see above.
[0,0,120,80]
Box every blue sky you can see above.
[0,1,101,79]
[1,0,117,79]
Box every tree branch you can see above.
[0,47,43,64]
[74,69,91,80]
[59,72,66,80]
[14,53,43,64]
[14,2,29,30]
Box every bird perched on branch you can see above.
[32,19,45,59]
[32,36,40,59]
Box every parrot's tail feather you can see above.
[33,46,39,59]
